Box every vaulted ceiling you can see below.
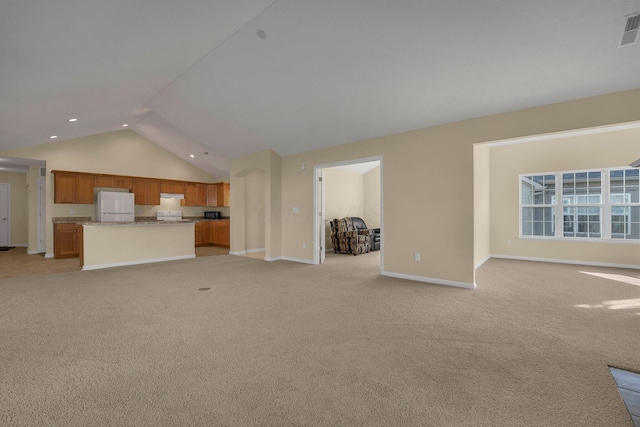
[1,0,639,177]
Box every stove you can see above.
[156,210,183,221]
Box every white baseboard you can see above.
[44,253,54,259]
[490,255,640,270]
[474,255,492,270]
[229,251,247,255]
[27,249,45,255]
[247,248,265,253]
[82,255,196,271]
[277,256,315,265]
[264,256,281,262]
[381,270,476,289]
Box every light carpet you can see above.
[1,253,639,426]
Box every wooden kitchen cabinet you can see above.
[213,219,230,247]
[94,175,114,187]
[114,177,133,189]
[133,178,161,205]
[161,180,185,194]
[54,223,82,259]
[196,183,208,206]
[182,183,208,207]
[206,183,230,207]
[194,220,229,247]
[53,171,94,204]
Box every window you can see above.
[519,168,639,241]
[610,169,640,240]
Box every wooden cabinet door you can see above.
[218,183,230,207]
[146,179,161,205]
[206,184,218,207]
[133,179,147,205]
[214,220,230,247]
[95,175,114,187]
[207,220,216,244]
[114,177,133,189]
[75,174,95,204]
[54,172,76,203]
[54,224,80,258]
[196,184,208,207]
[194,221,205,246]
[161,180,185,194]
[183,183,197,206]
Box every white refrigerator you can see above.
[96,191,135,222]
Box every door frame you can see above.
[313,155,383,270]
[0,183,10,247]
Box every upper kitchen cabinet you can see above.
[114,177,133,189]
[95,175,114,187]
[161,180,185,194]
[182,183,209,207]
[206,183,230,207]
[52,171,94,204]
[133,178,161,205]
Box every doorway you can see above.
[0,183,9,247]
[314,156,383,270]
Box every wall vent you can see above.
[620,12,640,46]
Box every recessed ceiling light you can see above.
[68,118,77,122]
[50,135,58,139]
[122,124,129,127]
[257,29,267,39]
[190,154,195,158]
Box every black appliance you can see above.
[204,211,221,219]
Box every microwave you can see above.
[204,211,221,219]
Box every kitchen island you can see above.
[80,220,196,270]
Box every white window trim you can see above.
[519,167,639,243]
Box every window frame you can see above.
[519,167,639,243]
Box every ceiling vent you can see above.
[620,12,640,46]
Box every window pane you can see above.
[611,206,640,240]
[522,207,554,236]
[522,175,555,205]
[562,172,601,206]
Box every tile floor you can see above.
[610,367,640,426]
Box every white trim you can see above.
[264,256,282,262]
[490,254,640,270]
[44,252,54,259]
[27,249,44,255]
[82,255,196,270]
[313,155,383,270]
[381,270,476,289]
[474,255,492,270]
[0,183,10,247]
[246,248,265,253]
[230,250,247,255]
[487,121,640,147]
[277,256,315,265]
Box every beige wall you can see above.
[233,88,640,287]
[324,168,364,249]
[473,145,491,267]
[490,125,640,267]
[230,149,282,260]
[363,166,381,229]
[0,172,28,246]
[0,130,218,256]
[245,169,266,251]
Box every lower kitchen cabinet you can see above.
[195,219,230,247]
[54,223,83,259]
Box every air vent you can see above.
[620,12,640,46]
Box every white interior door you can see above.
[317,169,325,264]
[38,178,46,253]
[0,183,9,247]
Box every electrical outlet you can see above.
[414,252,420,261]
[302,242,306,249]
[507,240,512,246]
[293,207,300,214]
[70,208,74,214]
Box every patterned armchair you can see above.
[330,217,372,256]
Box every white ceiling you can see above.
[1,0,639,177]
